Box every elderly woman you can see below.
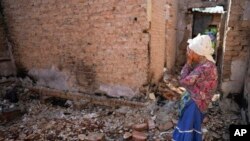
[172,34,218,141]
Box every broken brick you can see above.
[147,119,156,130]
[158,121,173,131]
[203,116,209,124]
[132,123,148,131]
[132,131,147,141]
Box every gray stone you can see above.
[123,132,132,140]
[211,131,220,139]
[219,98,240,113]
[243,1,250,20]
[223,133,229,140]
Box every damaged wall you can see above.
[165,0,178,72]
[0,8,15,76]
[149,0,166,82]
[1,0,150,95]
[164,0,250,97]
[175,0,227,67]
[221,0,250,95]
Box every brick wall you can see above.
[221,0,250,95]
[1,0,150,93]
[176,0,227,67]
[165,0,178,72]
[149,0,166,82]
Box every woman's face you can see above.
[187,47,200,62]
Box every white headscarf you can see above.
[187,34,215,63]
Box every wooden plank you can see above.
[0,109,24,124]
[0,78,16,85]
[28,86,147,108]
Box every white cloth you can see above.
[187,34,215,63]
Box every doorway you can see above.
[191,6,226,86]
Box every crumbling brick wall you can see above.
[175,0,226,68]
[1,0,150,93]
[149,0,166,82]
[165,0,178,72]
[221,0,250,95]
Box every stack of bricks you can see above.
[2,0,150,90]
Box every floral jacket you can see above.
[180,60,218,112]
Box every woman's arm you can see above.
[180,66,201,87]
[181,47,194,79]
[180,63,193,79]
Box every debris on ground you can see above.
[0,76,242,141]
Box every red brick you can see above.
[132,123,148,131]
[132,131,147,141]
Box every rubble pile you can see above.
[202,102,241,141]
[0,76,243,141]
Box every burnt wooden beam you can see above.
[0,108,24,124]
[0,57,11,62]
[28,86,147,108]
[0,78,16,85]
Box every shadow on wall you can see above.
[28,66,73,91]
[27,64,137,99]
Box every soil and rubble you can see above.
[0,75,242,141]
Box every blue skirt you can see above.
[173,93,204,141]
